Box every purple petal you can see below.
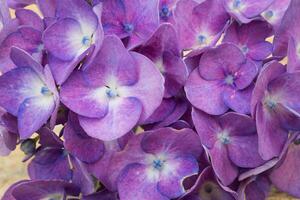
[199,44,246,81]
[0,67,47,115]
[15,8,44,31]
[37,0,56,18]
[209,145,238,186]
[60,71,109,119]
[222,84,253,114]
[117,163,169,200]
[269,144,300,198]
[185,68,228,115]
[191,108,220,148]
[43,18,87,61]
[122,52,164,122]
[238,176,271,200]
[227,135,264,168]
[181,167,235,200]
[175,0,229,51]
[28,148,72,181]
[256,102,288,160]
[250,61,286,116]
[11,180,80,200]
[79,97,142,141]
[158,155,199,198]
[64,112,105,163]
[141,127,203,158]
[18,96,55,139]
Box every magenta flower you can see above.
[185,43,258,115]
[0,48,59,139]
[192,109,264,185]
[101,0,159,49]
[60,35,164,140]
[251,61,300,160]
[43,0,104,84]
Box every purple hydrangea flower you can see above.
[185,43,258,115]
[222,20,273,65]
[192,109,264,185]
[60,35,164,141]
[159,0,178,23]
[101,0,160,49]
[251,61,300,160]
[0,8,44,73]
[43,0,104,84]
[223,0,274,23]
[180,166,236,200]
[114,128,203,200]
[175,0,229,53]
[0,47,59,139]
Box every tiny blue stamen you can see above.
[153,159,164,170]
[224,74,235,85]
[123,23,134,33]
[160,5,170,19]
[233,0,242,8]
[41,86,52,96]
[265,99,277,110]
[265,10,274,19]
[241,45,249,54]
[82,36,91,46]
[198,35,207,44]
[218,132,231,145]
[105,87,118,98]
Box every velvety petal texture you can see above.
[0,48,58,139]
[61,35,164,141]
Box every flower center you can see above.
[241,45,249,54]
[217,131,230,144]
[152,159,165,171]
[105,86,119,99]
[199,181,221,199]
[123,23,134,33]
[224,74,235,85]
[160,5,170,19]
[263,94,278,110]
[233,0,242,9]
[198,35,207,45]
[82,36,92,46]
[264,10,274,19]
[40,86,52,96]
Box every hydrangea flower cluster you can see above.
[1,0,300,199]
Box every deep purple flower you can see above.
[0,8,44,74]
[113,128,203,200]
[43,0,104,84]
[269,143,300,198]
[185,43,258,115]
[101,0,159,49]
[180,166,236,200]
[223,0,274,23]
[0,47,59,139]
[192,109,264,185]
[83,190,119,200]
[61,35,164,141]
[175,0,229,53]
[251,61,300,160]
[223,21,273,65]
